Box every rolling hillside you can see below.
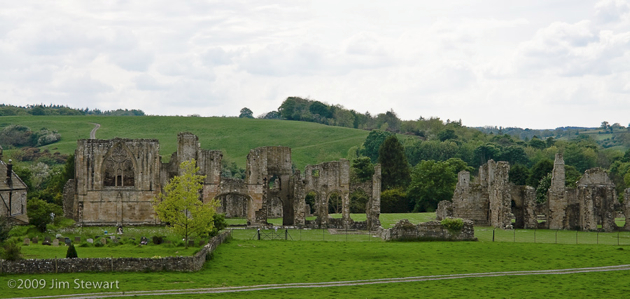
[0,116,370,170]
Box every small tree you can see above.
[0,215,11,243]
[66,244,78,259]
[378,135,411,191]
[239,108,254,118]
[153,159,218,248]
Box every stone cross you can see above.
[52,239,59,247]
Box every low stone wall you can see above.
[380,219,476,241]
[0,231,230,275]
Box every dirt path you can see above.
[19,264,630,298]
[89,123,100,139]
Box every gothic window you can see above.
[103,143,135,187]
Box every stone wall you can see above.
[0,159,29,224]
[380,219,476,241]
[0,231,230,275]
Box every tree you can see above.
[380,188,409,213]
[351,157,374,182]
[66,244,78,258]
[407,160,458,212]
[0,215,11,243]
[509,164,530,185]
[361,130,393,163]
[378,135,411,190]
[239,107,254,118]
[527,159,553,188]
[309,101,332,118]
[153,159,218,248]
[27,198,63,232]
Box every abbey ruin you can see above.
[437,153,630,232]
[0,148,28,224]
[63,132,381,229]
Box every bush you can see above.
[152,236,165,245]
[0,216,12,243]
[27,198,63,232]
[441,218,464,234]
[79,242,90,248]
[1,239,23,261]
[66,244,78,259]
[94,242,104,247]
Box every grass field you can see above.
[2,239,630,298]
[0,116,369,169]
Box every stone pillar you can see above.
[624,189,630,231]
[367,164,382,230]
[547,153,566,229]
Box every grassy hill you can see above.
[0,116,369,170]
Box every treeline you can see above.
[0,104,145,116]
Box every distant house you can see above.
[0,148,28,224]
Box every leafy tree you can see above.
[380,188,409,213]
[473,143,501,167]
[153,159,219,248]
[378,135,411,190]
[239,107,254,118]
[259,111,280,119]
[350,157,374,182]
[361,130,393,163]
[529,137,546,149]
[509,164,530,185]
[309,101,332,118]
[27,198,63,232]
[1,239,22,261]
[407,160,458,212]
[535,173,552,203]
[437,129,457,141]
[210,213,228,237]
[565,165,582,188]
[445,158,473,174]
[528,159,553,188]
[350,189,369,213]
[564,143,597,173]
[498,146,530,166]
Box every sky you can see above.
[1,0,629,129]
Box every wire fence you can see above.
[229,227,630,245]
[229,228,384,242]
[476,228,630,245]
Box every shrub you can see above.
[94,242,104,247]
[152,236,164,245]
[441,218,464,234]
[0,215,12,243]
[1,239,23,261]
[8,225,32,238]
[66,244,78,259]
[79,242,90,248]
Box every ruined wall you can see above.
[547,153,567,229]
[450,171,490,225]
[214,178,249,218]
[302,160,350,227]
[380,219,476,241]
[73,138,162,226]
[0,160,28,224]
[576,168,617,232]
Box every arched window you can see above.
[103,143,135,187]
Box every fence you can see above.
[476,228,630,245]
[230,228,384,242]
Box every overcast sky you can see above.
[1,0,629,129]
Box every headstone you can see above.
[52,239,59,247]
[23,238,30,246]
[42,240,51,246]
[199,240,206,246]
[55,234,62,238]
[74,236,81,242]
[100,238,107,245]
[45,236,51,242]
[64,238,71,245]
[32,237,38,244]
[87,238,94,244]
[110,236,116,240]
[140,237,148,245]
[188,240,195,247]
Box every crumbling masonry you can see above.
[437,154,630,232]
[64,133,382,229]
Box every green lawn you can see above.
[226,213,438,228]
[0,116,369,169]
[2,240,630,298]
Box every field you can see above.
[0,116,369,169]
[2,238,629,298]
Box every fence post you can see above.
[257,229,260,240]
[576,230,578,244]
[285,228,288,240]
[492,229,495,242]
[555,230,558,244]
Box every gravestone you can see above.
[44,236,51,242]
[32,237,38,244]
[140,237,148,245]
[87,238,94,244]
[55,234,62,238]
[23,238,30,246]
[188,240,195,247]
[74,236,81,243]
[100,238,107,245]
[199,240,206,246]
[52,239,59,247]
[64,238,71,245]
[110,236,116,240]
